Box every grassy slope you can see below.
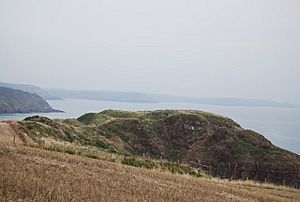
[1,144,300,202]
[1,120,300,201]
[15,110,300,187]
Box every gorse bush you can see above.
[122,157,158,169]
[121,157,203,178]
[159,162,203,177]
[94,140,109,149]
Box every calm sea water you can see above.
[0,99,299,154]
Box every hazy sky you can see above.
[1,0,299,103]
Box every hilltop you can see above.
[3,109,299,187]
[0,86,61,113]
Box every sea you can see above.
[0,99,299,154]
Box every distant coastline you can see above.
[0,86,62,114]
[47,88,296,108]
[0,81,296,109]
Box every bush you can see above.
[122,157,158,169]
[94,140,109,149]
[64,148,76,155]
[160,162,202,177]
[121,157,203,178]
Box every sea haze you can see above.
[0,99,299,155]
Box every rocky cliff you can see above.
[0,87,61,113]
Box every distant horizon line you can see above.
[0,81,297,108]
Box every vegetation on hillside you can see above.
[1,143,299,202]
[4,109,300,187]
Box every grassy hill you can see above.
[1,113,300,201]
[3,109,299,187]
[0,86,61,113]
[0,141,300,201]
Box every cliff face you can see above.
[15,110,300,187]
[0,87,61,113]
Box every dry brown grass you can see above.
[1,144,299,202]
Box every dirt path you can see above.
[0,121,22,145]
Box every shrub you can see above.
[122,157,158,169]
[160,162,202,177]
[94,140,109,149]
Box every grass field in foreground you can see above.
[1,144,299,202]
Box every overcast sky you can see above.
[0,0,299,103]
